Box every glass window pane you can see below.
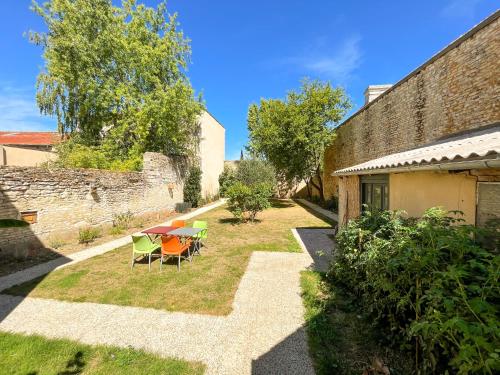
[383,185,389,210]
[373,184,382,211]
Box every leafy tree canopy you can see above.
[30,0,204,168]
[247,79,350,200]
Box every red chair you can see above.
[160,236,190,271]
[171,220,186,228]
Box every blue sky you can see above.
[0,1,497,160]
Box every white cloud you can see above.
[302,35,362,83]
[441,0,483,18]
[268,34,362,84]
[0,85,56,131]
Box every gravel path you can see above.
[0,200,226,293]
[292,228,335,272]
[0,250,315,374]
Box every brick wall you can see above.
[0,152,185,256]
[323,12,500,198]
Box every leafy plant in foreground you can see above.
[330,208,499,374]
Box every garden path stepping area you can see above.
[0,251,315,375]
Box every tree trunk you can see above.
[306,178,312,198]
[309,167,325,202]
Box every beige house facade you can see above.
[0,132,58,167]
[323,11,500,227]
[198,111,225,198]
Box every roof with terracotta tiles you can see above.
[0,131,60,146]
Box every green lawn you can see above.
[0,332,204,375]
[6,201,330,315]
[300,271,413,375]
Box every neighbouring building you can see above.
[198,110,225,198]
[0,131,59,166]
[0,110,226,198]
[323,11,500,227]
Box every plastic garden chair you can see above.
[171,220,186,228]
[192,220,208,255]
[131,235,160,272]
[160,235,190,271]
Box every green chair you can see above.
[131,235,160,271]
[192,220,208,255]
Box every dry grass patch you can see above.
[6,200,330,315]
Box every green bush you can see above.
[330,208,500,374]
[218,166,237,197]
[175,202,192,213]
[78,227,101,244]
[0,219,29,228]
[54,140,142,171]
[235,159,276,188]
[183,166,202,208]
[226,181,272,222]
[47,236,66,249]
[112,211,134,230]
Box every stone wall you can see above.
[0,152,185,257]
[323,12,500,198]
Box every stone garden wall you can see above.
[0,152,186,257]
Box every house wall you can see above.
[338,175,360,226]
[199,111,225,199]
[323,12,500,199]
[389,171,477,224]
[0,152,185,257]
[337,169,500,227]
[0,145,56,167]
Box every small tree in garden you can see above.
[226,182,272,222]
[224,158,275,222]
[183,166,202,208]
[218,165,237,197]
[247,79,350,201]
[235,159,276,188]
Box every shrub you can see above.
[175,202,192,213]
[226,181,272,222]
[78,227,101,244]
[235,159,276,188]
[323,196,338,212]
[0,219,29,228]
[218,165,237,197]
[112,211,134,230]
[108,226,124,235]
[183,166,202,208]
[54,139,142,171]
[47,236,66,249]
[330,208,500,374]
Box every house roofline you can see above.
[203,110,225,130]
[335,9,500,130]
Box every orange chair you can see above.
[171,220,186,228]
[160,236,190,271]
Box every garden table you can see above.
[141,226,177,241]
[168,227,204,257]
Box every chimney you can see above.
[364,84,392,105]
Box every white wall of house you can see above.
[199,111,225,198]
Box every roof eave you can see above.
[332,156,500,176]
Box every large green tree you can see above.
[30,0,203,167]
[247,80,350,200]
